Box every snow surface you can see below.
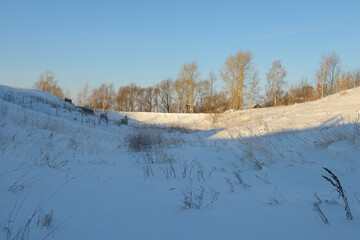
[1,84,360,240]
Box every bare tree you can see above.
[129,83,141,112]
[144,87,155,112]
[208,71,217,97]
[153,87,160,112]
[336,71,352,92]
[100,83,115,112]
[316,55,330,98]
[203,91,229,113]
[136,87,146,111]
[89,83,115,111]
[195,80,210,112]
[316,52,341,98]
[174,78,187,113]
[115,84,142,112]
[116,86,130,111]
[89,87,99,109]
[354,69,360,87]
[220,50,253,110]
[328,52,341,94]
[289,77,315,104]
[266,60,286,107]
[33,71,64,99]
[177,61,200,113]
[159,78,174,113]
[77,83,89,106]
[248,70,260,107]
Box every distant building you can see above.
[64,98,72,104]
[252,104,261,109]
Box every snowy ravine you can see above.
[0,84,360,240]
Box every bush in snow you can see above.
[126,129,164,152]
[126,125,185,152]
[121,115,129,125]
[181,184,219,211]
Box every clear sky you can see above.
[1,0,360,98]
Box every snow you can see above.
[0,84,359,239]
[114,87,360,138]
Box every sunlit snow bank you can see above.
[109,87,360,139]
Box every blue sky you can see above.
[1,0,359,98]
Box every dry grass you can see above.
[315,117,360,148]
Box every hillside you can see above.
[112,87,360,137]
[0,85,359,240]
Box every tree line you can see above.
[34,50,360,113]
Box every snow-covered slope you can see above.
[1,85,359,240]
[112,87,360,138]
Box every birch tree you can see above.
[266,60,286,107]
[174,78,187,113]
[316,55,330,98]
[248,70,260,107]
[328,52,341,94]
[220,50,253,110]
[208,71,217,97]
[34,71,64,99]
[77,83,89,106]
[177,61,200,113]
[316,52,341,98]
[89,83,115,111]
